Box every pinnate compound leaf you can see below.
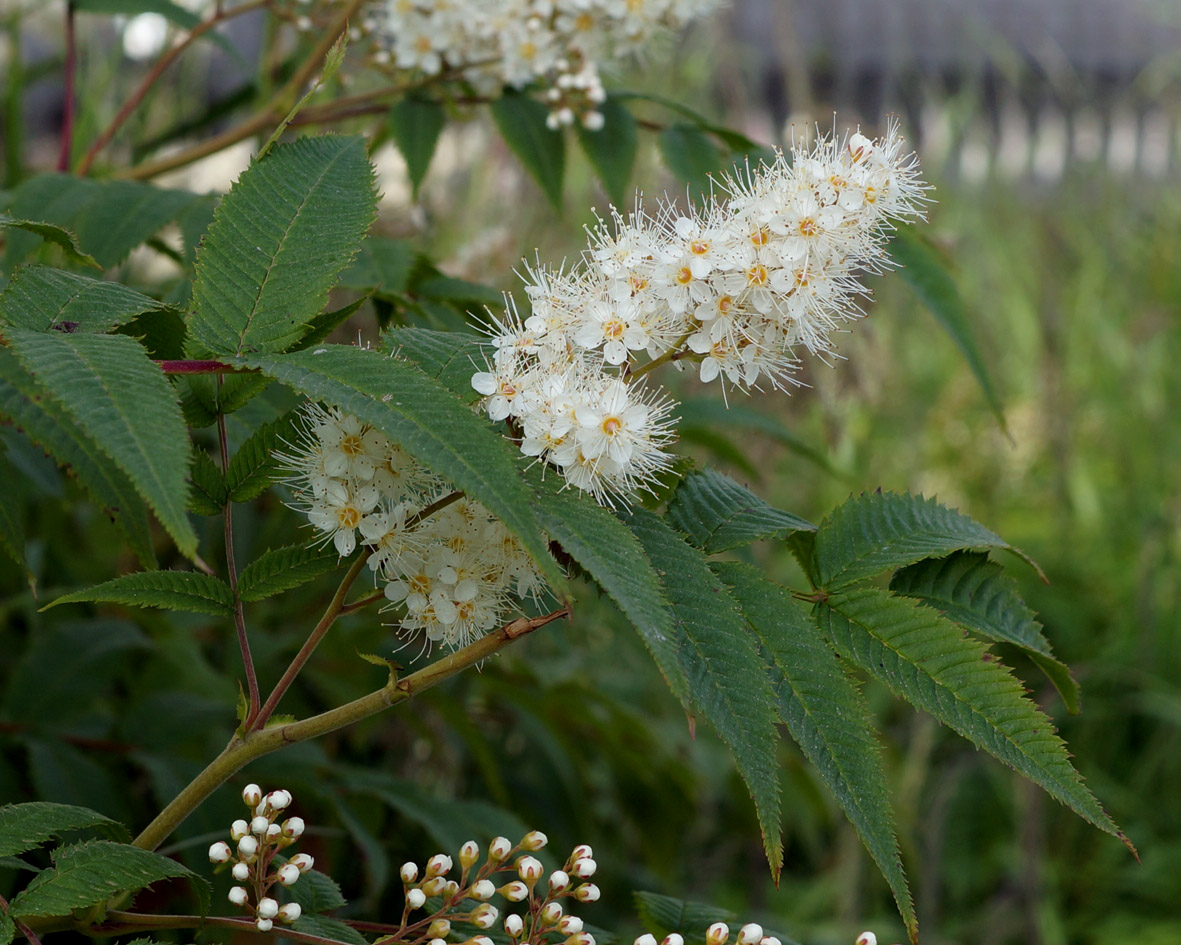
[2,176,100,271]
[71,180,203,269]
[45,571,234,616]
[0,265,167,334]
[491,91,566,211]
[576,97,637,207]
[244,345,563,590]
[626,508,783,878]
[892,224,1005,428]
[818,588,1132,851]
[339,237,414,296]
[389,97,446,196]
[385,327,484,402]
[292,914,367,945]
[814,491,1017,590]
[224,410,298,502]
[667,468,814,553]
[10,841,207,919]
[287,296,370,352]
[658,124,722,201]
[0,352,156,567]
[8,330,196,557]
[714,563,914,940]
[238,545,342,602]
[634,891,735,939]
[890,551,1080,713]
[189,135,377,357]
[285,867,347,913]
[0,803,120,859]
[0,215,100,269]
[188,449,227,515]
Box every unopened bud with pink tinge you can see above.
[540,901,563,924]
[473,904,499,928]
[505,914,525,937]
[516,856,543,883]
[855,935,877,945]
[421,876,446,897]
[574,883,600,903]
[634,935,657,945]
[237,835,259,858]
[558,916,584,935]
[426,853,453,877]
[428,919,451,939]
[761,937,782,945]
[400,862,419,883]
[257,898,279,920]
[289,852,314,872]
[549,870,570,892]
[278,903,302,924]
[266,823,282,840]
[471,937,493,945]
[471,879,496,900]
[573,858,596,878]
[407,888,427,910]
[208,841,231,863]
[232,862,250,882]
[738,925,762,945]
[251,815,270,835]
[282,817,305,839]
[228,886,248,907]
[278,863,301,886]
[489,836,512,861]
[522,830,548,851]
[566,934,595,945]
[460,840,480,867]
[660,935,683,945]
[570,844,593,862]
[256,918,273,933]
[242,783,262,807]
[230,820,250,842]
[706,923,729,945]
[501,881,529,901]
[266,789,292,812]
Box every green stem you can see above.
[131,605,570,852]
[627,329,695,382]
[0,891,42,945]
[103,911,347,945]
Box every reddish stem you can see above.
[155,359,254,375]
[56,3,76,172]
[0,892,43,945]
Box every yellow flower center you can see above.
[337,506,361,529]
[601,417,622,436]
[747,264,769,286]
[690,239,711,256]
[799,217,818,237]
[340,434,364,457]
[676,266,694,285]
[750,227,770,246]
[603,319,625,340]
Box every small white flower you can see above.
[471,879,496,900]
[256,917,273,932]
[237,835,258,858]
[230,819,249,842]
[505,913,525,937]
[407,888,427,909]
[278,902,302,924]
[257,898,279,920]
[289,852,315,873]
[241,783,262,807]
[558,916,584,934]
[400,862,419,883]
[738,924,763,945]
[228,886,248,906]
[208,842,231,863]
[278,863,301,886]
[573,883,600,903]
[232,862,250,882]
[549,870,570,891]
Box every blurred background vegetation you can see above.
[1,2,1178,944]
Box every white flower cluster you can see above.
[372,0,723,128]
[207,784,311,932]
[471,123,929,505]
[399,830,600,945]
[276,404,550,649]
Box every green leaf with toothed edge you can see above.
[44,571,234,617]
[224,410,299,502]
[813,490,1031,591]
[384,327,484,403]
[713,562,915,941]
[666,468,814,554]
[658,124,723,202]
[0,803,121,860]
[284,866,348,913]
[188,449,226,515]
[7,330,196,558]
[389,97,446,197]
[10,840,208,919]
[242,345,564,592]
[625,508,783,879]
[818,587,1132,852]
[0,214,99,269]
[491,91,566,211]
[890,551,1081,713]
[0,265,170,334]
[0,350,156,568]
[0,911,12,945]
[576,96,638,208]
[188,135,377,358]
[238,545,342,602]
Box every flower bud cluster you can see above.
[275,404,551,650]
[472,122,929,505]
[369,1,724,129]
[398,831,598,945]
[636,922,785,945]
[208,784,312,932]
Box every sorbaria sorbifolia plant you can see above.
[0,2,1133,944]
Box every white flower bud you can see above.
[208,841,232,863]
[237,835,259,858]
[429,939,446,945]
[407,888,427,910]
[501,881,529,901]
[473,904,499,928]
[282,817,305,839]
[242,783,262,807]
[660,935,683,945]
[256,917,273,933]
[706,923,729,945]
[570,845,593,861]
[232,862,250,882]
[472,937,494,945]
[516,855,543,883]
[634,935,657,945]
[266,823,282,840]
[266,789,292,812]
[573,858,596,878]
[443,880,460,898]
[289,853,314,873]
[489,836,512,861]
[428,919,451,939]
[251,815,270,836]
[257,897,279,919]
[522,830,548,851]
[567,934,595,945]
[574,883,600,903]
[228,886,248,906]
[400,862,419,883]
[278,863,301,886]
[278,902,302,923]
[582,111,605,132]
[426,853,453,877]
[761,937,782,945]
[471,879,496,900]
[549,870,571,892]
[230,819,250,841]
[540,901,563,924]
[855,935,877,945]
[558,916,584,935]
[505,914,525,937]
[738,925,763,945]
[459,840,480,868]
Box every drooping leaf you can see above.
[891,224,1005,428]
[0,803,120,859]
[818,588,1132,850]
[0,214,99,269]
[657,124,722,201]
[890,551,1080,713]
[243,345,563,589]
[8,330,196,557]
[188,449,227,516]
[224,410,298,502]
[714,562,914,939]
[339,237,415,296]
[10,840,207,919]
[0,349,156,567]
[189,135,377,357]
[71,180,202,269]
[238,545,341,602]
[491,91,566,211]
[666,468,814,554]
[626,508,783,877]
[2,175,100,270]
[576,97,637,207]
[45,571,234,617]
[384,327,484,402]
[0,265,168,333]
[813,491,1020,591]
[389,97,446,196]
